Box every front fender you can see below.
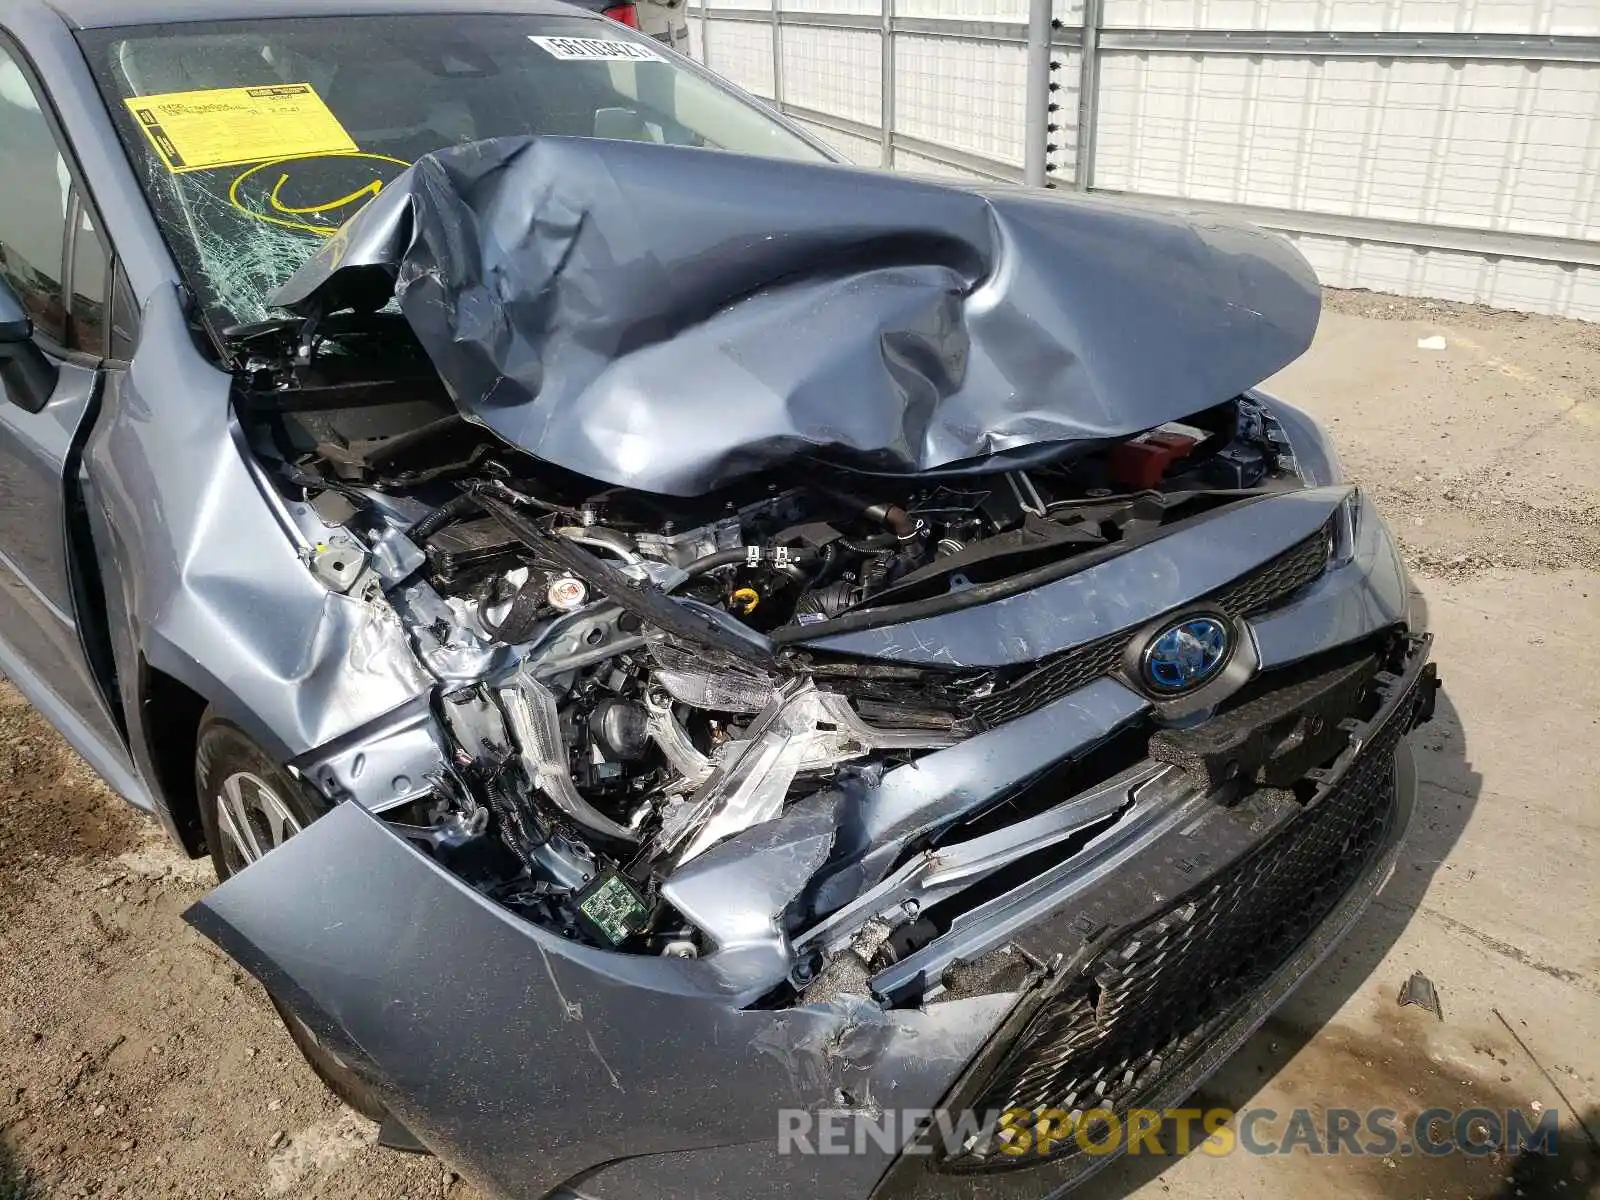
[81,285,429,789]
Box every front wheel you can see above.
[195,710,389,1122]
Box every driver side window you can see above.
[0,44,69,346]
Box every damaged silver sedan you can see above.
[0,1,1435,1197]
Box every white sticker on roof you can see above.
[528,35,667,62]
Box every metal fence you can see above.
[686,0,1600,320]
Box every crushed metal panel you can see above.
[186,801,1017,1199]
[272,136,1320,496]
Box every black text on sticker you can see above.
[528,35,666,62]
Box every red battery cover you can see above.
[1108,431,1198,489]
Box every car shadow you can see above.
[1071,657,1486,1197]
[0,1133,40,1200]
[1494,1109,1599,1198]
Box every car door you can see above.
[0,38,126,755]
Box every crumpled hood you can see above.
[271,136,1320,496]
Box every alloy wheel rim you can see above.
[215,771,302,875]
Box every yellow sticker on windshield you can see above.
[124,83,358,174]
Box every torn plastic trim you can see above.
[650,678,1145,997]
[659,791,844,989]
[808,676,1149,918]
[791,761,1159,964]
[870,765,1204,1004]
[773,489,1287,646]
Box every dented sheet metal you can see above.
[271,136,1321,495]
[185,802,1017,1200]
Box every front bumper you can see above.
[186,494,1433,1200]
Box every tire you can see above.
[195,710,390,1122]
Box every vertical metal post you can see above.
[880,0,895,168]
[770,0,783,106]
[1023,0,1052,186]
[1074,0,1101,191]
[700,2,711,66]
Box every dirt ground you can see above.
[1,289,1598,1200]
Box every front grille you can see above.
[966,519,1334,727]
[942,665,1429,1172]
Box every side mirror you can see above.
[0,276,59,413]
[0,275,31,342]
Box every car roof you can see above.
[46,0,593,31]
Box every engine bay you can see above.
[236,331,1308,970]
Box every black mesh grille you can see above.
[942,668,1428,1172]
[966,631,1130,727]
[966,520,1334,727]
[1209,521,1338,616]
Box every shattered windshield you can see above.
[79,16,829,333]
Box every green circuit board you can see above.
[576,871,651,946]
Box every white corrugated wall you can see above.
[689,0,1600,319]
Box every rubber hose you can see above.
[409,492,481,541]
[666,548,749,590]
[809,542,839,587]
[838,533,898,554]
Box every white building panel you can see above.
[1289,233,1600,320]
[782,0,879,17]
[893,34,1029,167]
[704,19,775,97]
[781,26,882,125]
[793,118,885,163]
[893,147,996,179]
[1100,0,1600,33]
[1093,52,1600,240]
[897,0,1022,21]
